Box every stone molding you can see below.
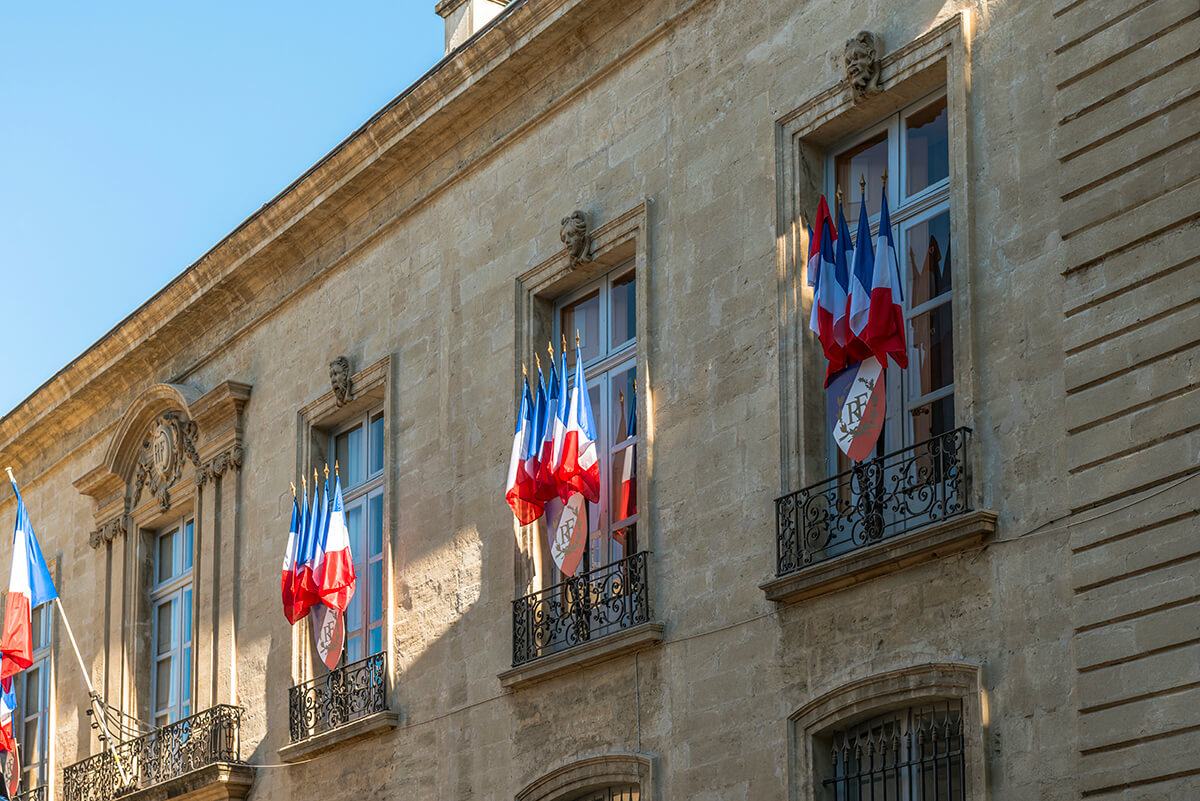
[516,752,655,801]
[774,11,977,496]
[276,710,399,763]
[498,621,664,690]
[760,510,997,604]
[75,381,251,547]
[112,762,255,801]
[788,662,986,801]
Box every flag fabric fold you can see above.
[506,380,544,524]
[556,344,601,503]
[1,481,59,682]
[866,188,908,368]
[319,475,357,612]
[847,190,876,347]
[534,358,561,501]
[280,495,302,624]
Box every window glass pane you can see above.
[369,561,383,625]
[346,506,364,633]
[346,634,362,664]
[183,645,192,710]
[155,711,170,728]
[611,444,637,524]
[21,717,39,760]
[561,290,601,367]
[911,393,956,443]
[611,364,637,442]
[157,530,176,584]
[369,626,382,656]
[183,588,193,642]
[183,521,194,572]
[156,600,174,655]
[614,524,636,560]
[155,659,173,711]
[30,606,43,652]
[336,424,363,488]
[610,271,636,349]
[909,302,954,398]
[368,493,383,558]
[905,96,949,196]
[369,412,384,476]
[23,667,40,715]
[835,131,888,225]
[905,210,952,307]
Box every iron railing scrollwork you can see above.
[512,550,651,667]
[288,652,388,743]
[776,428,973,576]
[13,786,47,801]
[62,704,243,801]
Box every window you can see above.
[15,603,51,790]
[150,519,193,727]
[826,91,953,462]
[332,408,385,664]
[553,264,638,577]
[824,701,965,801]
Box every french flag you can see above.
[506,380,544,524]
[846,189,876,362]
[290,486,316,620]
[549,349,570,501]
[616,397,637,522]
[866,189,908,368]
[556,343,601,503]
[831,201,855,351]
[296,478,326,613]
[319,475,357,612]
[0,669,16,756]
[1,480,58,683]
[810,197,850,384]
[524,366,548,499]
[534,356,562,501]
[280,494,303,624]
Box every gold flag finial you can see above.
[3,467,13,484]
[859,173,866,194]
[522,362,527,378]
[548,339,555,360]
[290,481,296,496]
[535,353,541,372]
[836,185,843,211]
[323,463,329,480]
[334,460,339,476]
[882,168,888,190]
[301,474,307,493]
[561,333,567,353]
[575,330,581,348]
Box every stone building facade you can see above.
[0,0,1195,799]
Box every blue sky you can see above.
[0,2,445,418]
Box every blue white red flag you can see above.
[535,355,561,501]
[615,393,637,523]
[296,478,326,615]
[556,343,601,503]
[831,201,855,352]
[827,356,887,462]
[847,190,876,344]
[280,494,303,624]
[506,380,543,524]
[865,188,908,368]
[549,348,570,500]
[810,197,848,381]
[1,479,58,682]
[319,474,357,613]
[0,672,15,755]
[525,364,548,499]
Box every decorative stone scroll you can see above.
[89,508,129,549]
[845,31,882,99]
[133,412,202,511]
[560,210,592,266]
[197,445,245,486]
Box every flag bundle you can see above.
[280,469,357,625]
[0,474,59,796]
[506,340,601,525]
[808,183,908,460]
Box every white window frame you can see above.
[16,603,52,790]
[824,88,954,461]
[150,519,193,727]
[552,262,639,576]
[331,408,386,665]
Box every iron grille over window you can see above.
[288,652,388,743]
[62,704,243,801]
[512,550,651,666]
[825,701,965,801]
[775,427,972,576]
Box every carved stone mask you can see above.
[560,210,591,265]
[844,31,882,99]
[330,356,352,406]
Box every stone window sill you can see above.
[277,710,400,763]
[116,763,255,801]
[760,510,997,604]
[499,621,664,690]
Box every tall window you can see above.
[151,519,193,727]
[555,264,638,575]
[332,408,385,663]
[15,603,51,789]
[827,91,953,458]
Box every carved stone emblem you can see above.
[330,356,353,407]
[844,31,882,100]
[134,412,201,511]
[560,210,592,266]
[89,512,129,549]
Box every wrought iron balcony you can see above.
[62,704,243,801]
[288,652,388,743]
[13,786,47,801]
[512,550,652,667]
[775,428,973,576]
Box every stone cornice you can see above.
[0,0,653,476]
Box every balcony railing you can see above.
[288,652,388,743]
[775,428,973,575]
[62,704,243,801]
[14,786,47,801]
[512,550,651,667]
